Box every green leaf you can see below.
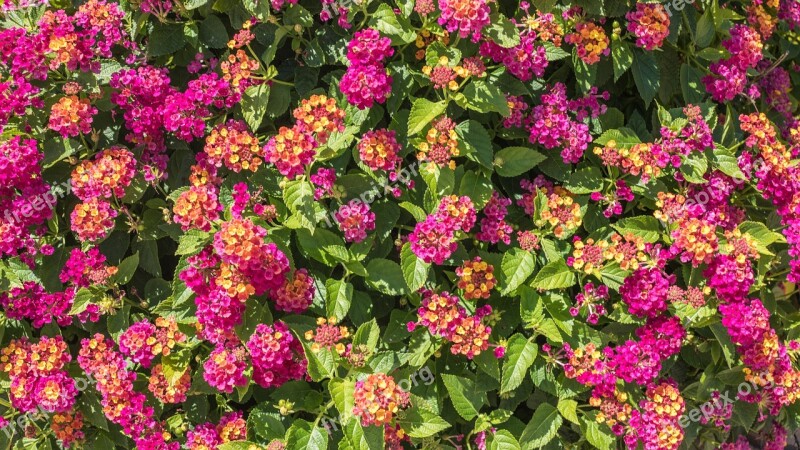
[399,202,427,222]
[593,127,641,148]
[495,147,547,177]
[408,99,447,136]
[582,418,615,450]
[500,334,538,394]
[712,147,746,180]
[400,243,430,292]
[485,14,520,48]
[520,403,562,449]
[531,260,576,290]
[463,80,511,115]
[456,120,493,169]
[681,64,706,105]
[397,406,450,438]
[366,259,408,295]
[488,430,521,450]
[459,170,494,210]
[112,252,139,285]
[631,51,660,107]
[218,442,264,450]
[557,398,579,424]
[286,420,329,450]
[441,374,486,420]
[352,318,380,350]
[148,23,186,57]
[199,15,228,49]
[329,378,356,425]
[284,179,316,231]
[695,8,716,48]
[326,279,353,321]
[611,215,662,243]
[242,83,270,131]
[370,3,416,44]
[500,249,536,295]
[564,166,603,194]
[612,37,633,81]
[162,348,191,384]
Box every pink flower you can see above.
[203,345,249,394]
[340,63,392,110]
[246,322,307,389]
[335,200,376,243]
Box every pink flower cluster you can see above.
[186,412,247,450]
[409,195,476,264]
[480,28,548,81]
[437,0,491,41]
[1,336,77,413]
[0,281,75,328]
[78,334,178,449]
[335,200,376,243]
[203,345,249,393]
[246,321,307,388]
[703,25,764,102]
[408,289,501,359]
[340,28,393,109]
[625,2,670,50]
[619,267,672,319]
[476,192,513,245]
[527,83,607,163]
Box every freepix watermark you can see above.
[678,379,765,429]
[318,161,420,229]
[663,0,699,17]
[0,373,96,439]
[319,366,435,434]
[2,180,72,227]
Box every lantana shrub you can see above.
[1,0,800,448]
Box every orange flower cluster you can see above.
[358,129,402,172]
[569,233,647,275]
[49,95,96,137]
[456,257,496,300]
[204,120,263,173]
[70,198,117,242]
[148,363,191,404]
[173,185,221,232]
[450,314,491,358]
[352,373,410,427]
[51,410,85,447]
[595,141,664,181]
[671,217,718,266]
[292,94,346,144]
[71,147,137,201]
[590,389,632,431]
[220,49,260,92]
[565,21,609,64]
[304,317,350,355]
[417,116,459,168]
[536,186,583,239]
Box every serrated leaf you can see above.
[485,14,520,48]
[326,279,353,321]
[400,243,430,292]
[501,249,536,295]
[457,120,494,169]
[520,403,562,449]
[242,84,270,131]
[489,430,521,450]
[631,51,660,107]
[582,419,615,450]
[329,378,356,425]
[557,399,579,424]
[441,374,486,420]
[593,127,641,148]
[500,334,538,393]
[398,406,450,438]
[612,37,633,81]
[284,180,316,231]
[366,259,408,295]
[495,147,547,177]
[611,215,662,243]
[564,166,603,194]
[531,260,576,290]
[408,99,447,135]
